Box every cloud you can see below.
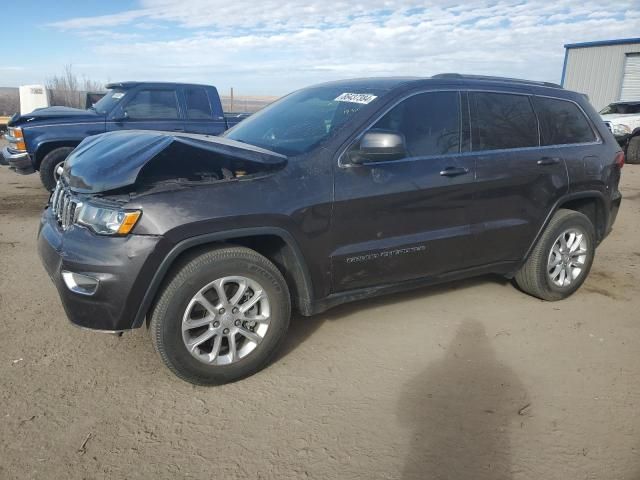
[46,0,640,94]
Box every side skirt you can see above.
[307,260,519,316]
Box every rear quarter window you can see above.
[533,97,596,145]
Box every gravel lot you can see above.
[1,138,639,479]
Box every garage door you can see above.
[620,53,640,101]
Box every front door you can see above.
[331,90,477,292]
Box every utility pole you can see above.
[230,87,234,113]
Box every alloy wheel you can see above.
[181,276,270,365]
[547,228,588,287]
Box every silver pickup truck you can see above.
[600,100,640,164]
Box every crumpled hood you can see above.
[63,130,287,193]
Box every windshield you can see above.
[224,86,385,155]
[91,88,127,114]
[600,103,640,115]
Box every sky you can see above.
[1,0,639,96]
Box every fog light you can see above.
[62,271,99,296]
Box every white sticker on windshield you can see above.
[334,93,378,104]
[112,92,125,99]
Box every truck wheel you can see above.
[627,136,640,164]
[514,209,595,301]
[150,246,291,385]
[39,147,74,191]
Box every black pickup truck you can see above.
[1,82,248,190]
[38,75,623,385]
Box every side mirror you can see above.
[112,110,129,122]
[351,129,406,164]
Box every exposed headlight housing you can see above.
[76,203,141,235]
[612,123,631,136]
[7,126,26,152]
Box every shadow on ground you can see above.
[276,274,513,362]
[397,319,528,480]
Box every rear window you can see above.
[470,92,538,151]
[185,88,213,119]
[533,97,596,145]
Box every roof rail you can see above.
[431,73,563,89]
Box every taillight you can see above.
[614,151,625,169]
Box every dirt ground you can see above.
[1,138,639,479]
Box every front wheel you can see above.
[39,147,74,191]
[514,209,595,301]
[150,246,291,385]
[626,136,640,164]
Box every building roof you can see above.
[564,37,640,49]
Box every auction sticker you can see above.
[334,93,378,104]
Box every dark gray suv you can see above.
[38,74,623,385]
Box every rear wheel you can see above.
[39,147,74,191]
[514,209,595,301]
[626,135,640,164]
[150,246,291,385]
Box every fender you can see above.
[515,190,608,275]
[131,226,315,328]
[24,122,106,168]
[33,138,83,164]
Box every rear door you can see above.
[181,86,228,135]
[532,95,601,197]
[467,90,569,266]
[331,90,477,292]
[107,87,184,133]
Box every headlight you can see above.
[612,123,631,136]
[76,203,141,235]
[7,127,26,152]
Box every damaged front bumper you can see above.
[38,206,163,331]
[1,146,34,173]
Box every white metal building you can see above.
[561,37,640,110]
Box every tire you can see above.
[150,246,291,385]
[626,136,640,164]
[514,209,595,301]
[39,147,74,191]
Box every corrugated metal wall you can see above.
[563,42,640,110]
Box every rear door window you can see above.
[185,87,213,119]
[533,96,596,145]
[372,91,460,157]
[470,92,538,151]
[124,89,179,119]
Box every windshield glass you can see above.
[92,89,127,114]
[224,86,385,155]
[600,103,640,115]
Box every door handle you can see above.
[440,166,469,177]
[537,157,560,166]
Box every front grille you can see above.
[50,180,81,230]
